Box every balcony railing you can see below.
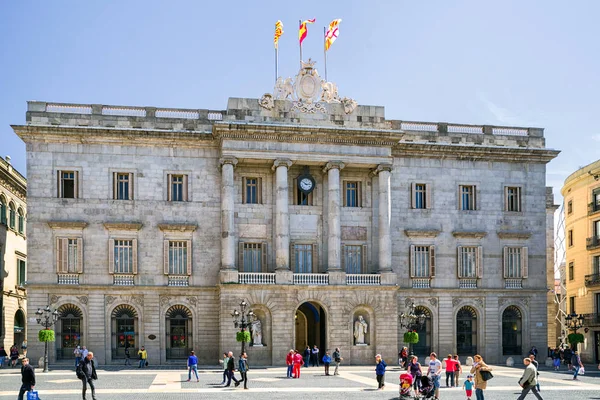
[587,236,600,250]
[293,273,329,285]
[113,274,135,286]
[412,278,430,288]
[346,274,381,286]
[582,313,600,327]
[459,279,478,289]
[589,202,600,216]
[57,274,79,285]
[168,275,189,287]
[585,273,600,287]
[238,272,276,284]
[505,278,523,289]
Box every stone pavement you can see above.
[0,364,599,399]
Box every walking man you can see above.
[311,345,320,367]
[137,346,147,368]
[333,347,342,375]
[428,352,442,399]
[77,351,98,400]
[445,354,456,387]
[286,349,294,378]
[238,352,249,389]
[529,353,541,392]
[517,358,543,400]
[187,350,199,382]
[571,350,583,380]
[220,352,229,384]
[225,351,240,387]
[18,358,35,400]
[74,346,82,369]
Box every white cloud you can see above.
[591,134,600,142]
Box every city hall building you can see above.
[13,64,559,366]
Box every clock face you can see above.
[299,177,313,191]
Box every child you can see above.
[322,351,332,375]
[399,372,413,398]
[463,374,474,400]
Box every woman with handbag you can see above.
[470,354,492,400]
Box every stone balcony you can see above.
[235,272,383,286]
[589,202,600,216]
[587,236,600,250]
[584,273,600,288]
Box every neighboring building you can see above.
[0,155,27,351]
[561,159,600,363]
[13,66,560,366]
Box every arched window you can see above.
[8,202,16,229]
[0,196,6,225]
[111,305,138,359]
[14,309,26,347]
[17,208,24,234]
[57,304,83,359]
[166,305,192,359]
[456,306,477,356]
[502,306,522,355]
[413,306,432,356]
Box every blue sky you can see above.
[1,0,599,200]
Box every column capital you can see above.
[323,161,345,173]
[370,163,393,177]
[219,156,238,170]
[272,158,293,171]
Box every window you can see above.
[242,177,262,204]
[166,305,192,359]
[410,245,436,278]
[568,200,573,214]
[568,230,573,247]
[113,172,133,200]
[569,262,574,281]
[17,259,26,286]
[56,238,83,273]
[17,209,24,234]
[111,305,138,359]
[8,202,15,229]
[168,174,188,202]
[109,239,137,274]
[344,181,362,207]
[503,247,528,278]
[411,183,431,209]
[239,242,266,272]
[0,196,6,225]
[57,304,82,360]
[457,246,482,278]
[293,178,313,206]
[505,186,521,212]
[164,240,191,275]
[459,185,476,210]
[502,306,522,355]
[593,189,600,210]
[58,171,78,198]
[594,220,600,237]
[292,244,317,273]
[343,245,366,274]
[594,255,600,275]
[569,296,575,314]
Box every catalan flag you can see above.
[274,20,284,49]
[299,18,316,45]
[325,19,342,51]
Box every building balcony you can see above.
[585,273,600,287]
[167,275,189,287]
[57,274,79,285]
[587,236,600,250]
[113,274,135,286]
[589,202,600,216]
[293,273,329,285]
[459,278,478,289]
[412,278,431,289]
[238,272,276,284]
[505,278,523,289]
[582,313,600,327]
[346,274,381,286]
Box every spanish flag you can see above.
[325,19,342,51]
[274,20,284,49]
[299,18,316,45]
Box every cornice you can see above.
[48,221,88,229]
[452,231,488,239]
[497,231,532,240]
[103,222,143,231]
[158,223,197,232]
[404,229,441,238]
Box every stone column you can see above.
[323,161,345,273]
[273,159,293,270]
[220,157,238,281]
[375,164,393,273]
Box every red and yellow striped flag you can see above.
[325,19,342,51]
[299,18,316,45]
[274,20,284,49]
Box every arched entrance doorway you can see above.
[111,305,138,360]
[56,304,83,360]
[166,305,192,360]
[413,306,432,357]
[295,302,326,360]
[502,306,522,355]
[13,309,26,349]
[456,306,478,356]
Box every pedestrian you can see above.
[463,374,474,400]
[552,348,561,371]
[571,350,583,380]
[375,353,387,390]
[517,357,543,400]
[529,353,540,392]
[220,352,229,384]
[311,345,320,367]
[564,347,573,370]
[21,340,27,357]
[74,346,82,369]
[428,352,442,399]
[77,351,98,400]
[293,349,304,378]
[332,347,342,375]
[81,346,89,359]
[286,349,294,378]
[445,354,456,387]
[124,346,131,366]
[224,351,240,387]
[322,351,331,375]
[17,357,35,400]
[238,352,249,389]
[470,354,492,400]
[10,345,19,367]
[529,346,538,358]
[137,346,147,368]
[454,354,462,387]
[407,355,422,391]
[400,347,408,368]
[303,346,310,368]
[187,350,199,382]
[0,346,7,368]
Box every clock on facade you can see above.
[297,168,315,194]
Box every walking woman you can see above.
[470,354,492,400]
[238,352,249,389]
[375,353,387,390]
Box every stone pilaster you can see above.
[373,164,393,273]
[219,157,238,279]
[273,159,293,271]
[323,161,345,272]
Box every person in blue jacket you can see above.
[375,353,387,390]
[187,350,199,382]
[238,352,249,389]
[322,351,332,375]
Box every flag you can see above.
[299,18,316,45]
[274,20,284,49]
[325,19,342,51]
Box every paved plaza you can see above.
[0,364,599,399]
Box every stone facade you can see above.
[13,95,559,366]
[0,156,27,352]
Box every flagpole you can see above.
[324,26,327,82]
[299,19,302,65]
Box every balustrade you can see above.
[459,279,478,289]
[293,273,329,285]
[504,278,523,289]
[238,272,276,284]
[57,274,79,285]
[346,274,381,285]
[411,278,430,288]
[113,274,135,286]
[168,276,190,287]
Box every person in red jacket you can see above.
[293,349,304,378]
[286,349,294,378]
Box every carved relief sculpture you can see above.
[354,315,368,345]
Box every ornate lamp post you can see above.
[36,305,59,373]
[399,303,427,355]
[565,312,585,332]
[231,300,255,355]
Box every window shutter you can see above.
[411,182,416,209]
[183,175,188,201]
[343,181,347,207]
[167,174,172,201]
[504,187,509,211]
[311,243,318,273]
[429,245,436,277]
[241,177,246,204]
[61,238,68,273]
[476,246,483,278]
[341,243,346,272]
[258,177,263,204]
[56,238,64,273]
[164,240,170,275]
[132,238,138,274]
[292,178,298,205]
[457,246,463,278]
[57,171,61,198]
[458,186,462,210]
[362,244,368,273]
[425,184,432,209]
[521,246,528,278]
[308,191,313,206]
[358,182,363,207]
[108,239,115,274]
[76,237,83,273]
[502,246,508,278]
[261,242,268,272]
[238,242,244,272]
[129,173,134,200]
[113,172,117,200]
[186,240,192,275]
[290,242,296,272]
[74,171,79,199]
[473,187,477,210]
[409,245,415,278]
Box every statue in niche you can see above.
[354,315,368,345]
[251,318,263,347]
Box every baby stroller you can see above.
[399,372,414,398]
[415,375,435,399]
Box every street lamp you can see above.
[35,305,59,372]
[231,300,255,355]
[399,303,427,355]
[565,312,585,332]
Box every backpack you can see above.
[76,362,85,379]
